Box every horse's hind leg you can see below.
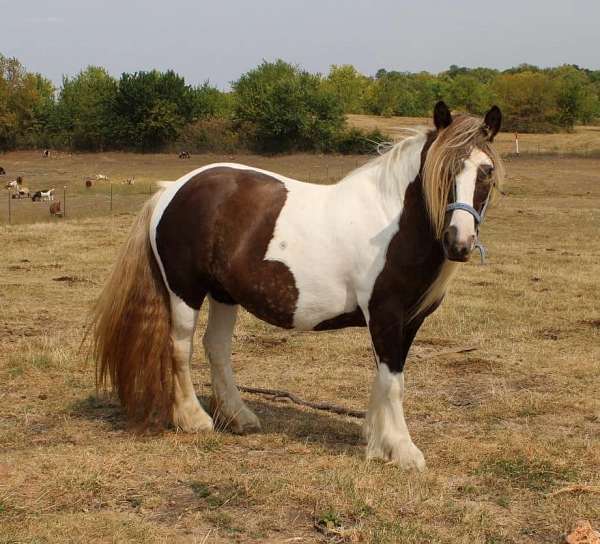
[204,295,261,434]
[170,296,214,432]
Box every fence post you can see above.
[63,186,67,218]
[110,182,113,212]
[8,190,11,225]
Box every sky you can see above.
[1,0,598,89]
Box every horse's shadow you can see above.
[70,394,364,455]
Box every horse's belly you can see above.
[292,280,357,330]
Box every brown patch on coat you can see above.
[156,167,299,328]
[367,130,447,371]
[313,308,366,331]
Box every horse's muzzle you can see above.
[443,227,475,262]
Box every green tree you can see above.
[0,54,55,149]
[113,70,195,150]
[445,74,493,114]
[492,71,558,132]
[233,60,345,152]
[322,64,371,114]
[54,66,117,150]
[190,82,233,119]
[551,65,598,127]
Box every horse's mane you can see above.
[423,114,505,238]
[341,129,428,206]
[344,115,504,240]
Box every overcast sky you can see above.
[1,0,598,89]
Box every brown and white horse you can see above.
[91,102,503,470]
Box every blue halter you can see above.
[445,182,492,264]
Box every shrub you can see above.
[176,117,243,154]
[333,127,388,154]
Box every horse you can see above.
[179,151,191,159]
[95,174,109,181]
[90,102,504,470]
[42,149,50,158]
[32,188,55,202]
[122,177,135,185]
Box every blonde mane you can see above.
[422,114,505,238]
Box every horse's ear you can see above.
[433,101,452,130]
[484,105,502,141]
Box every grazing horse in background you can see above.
[90,102,504,470]
[42,149,50,158]
[179,151,191,159]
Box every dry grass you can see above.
[0,151,599,543]
[348,114,600,156]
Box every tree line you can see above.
[1,54,599,154]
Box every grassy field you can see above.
[348,114,600,156]
[0,151,368,225]
[0,148,599,542]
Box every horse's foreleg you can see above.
[364,309,426,470]
[204,296,261,434]
[170,296,214,432]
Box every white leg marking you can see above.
[363,365,425,470]
[203,296,261,434]
[170,296,214,432]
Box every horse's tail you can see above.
[89,191,175,427]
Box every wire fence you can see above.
[0,162,365,226]
[1,145,598,226]
[1,182,156,225]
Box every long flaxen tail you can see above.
[90,192,174,427]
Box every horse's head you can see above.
[423,101,504,262]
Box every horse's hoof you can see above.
[173,401,214,433]
[230,410,262,435]
[366,439,426,471]
[211,400,261,435]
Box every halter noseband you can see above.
[445,180,493,264]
